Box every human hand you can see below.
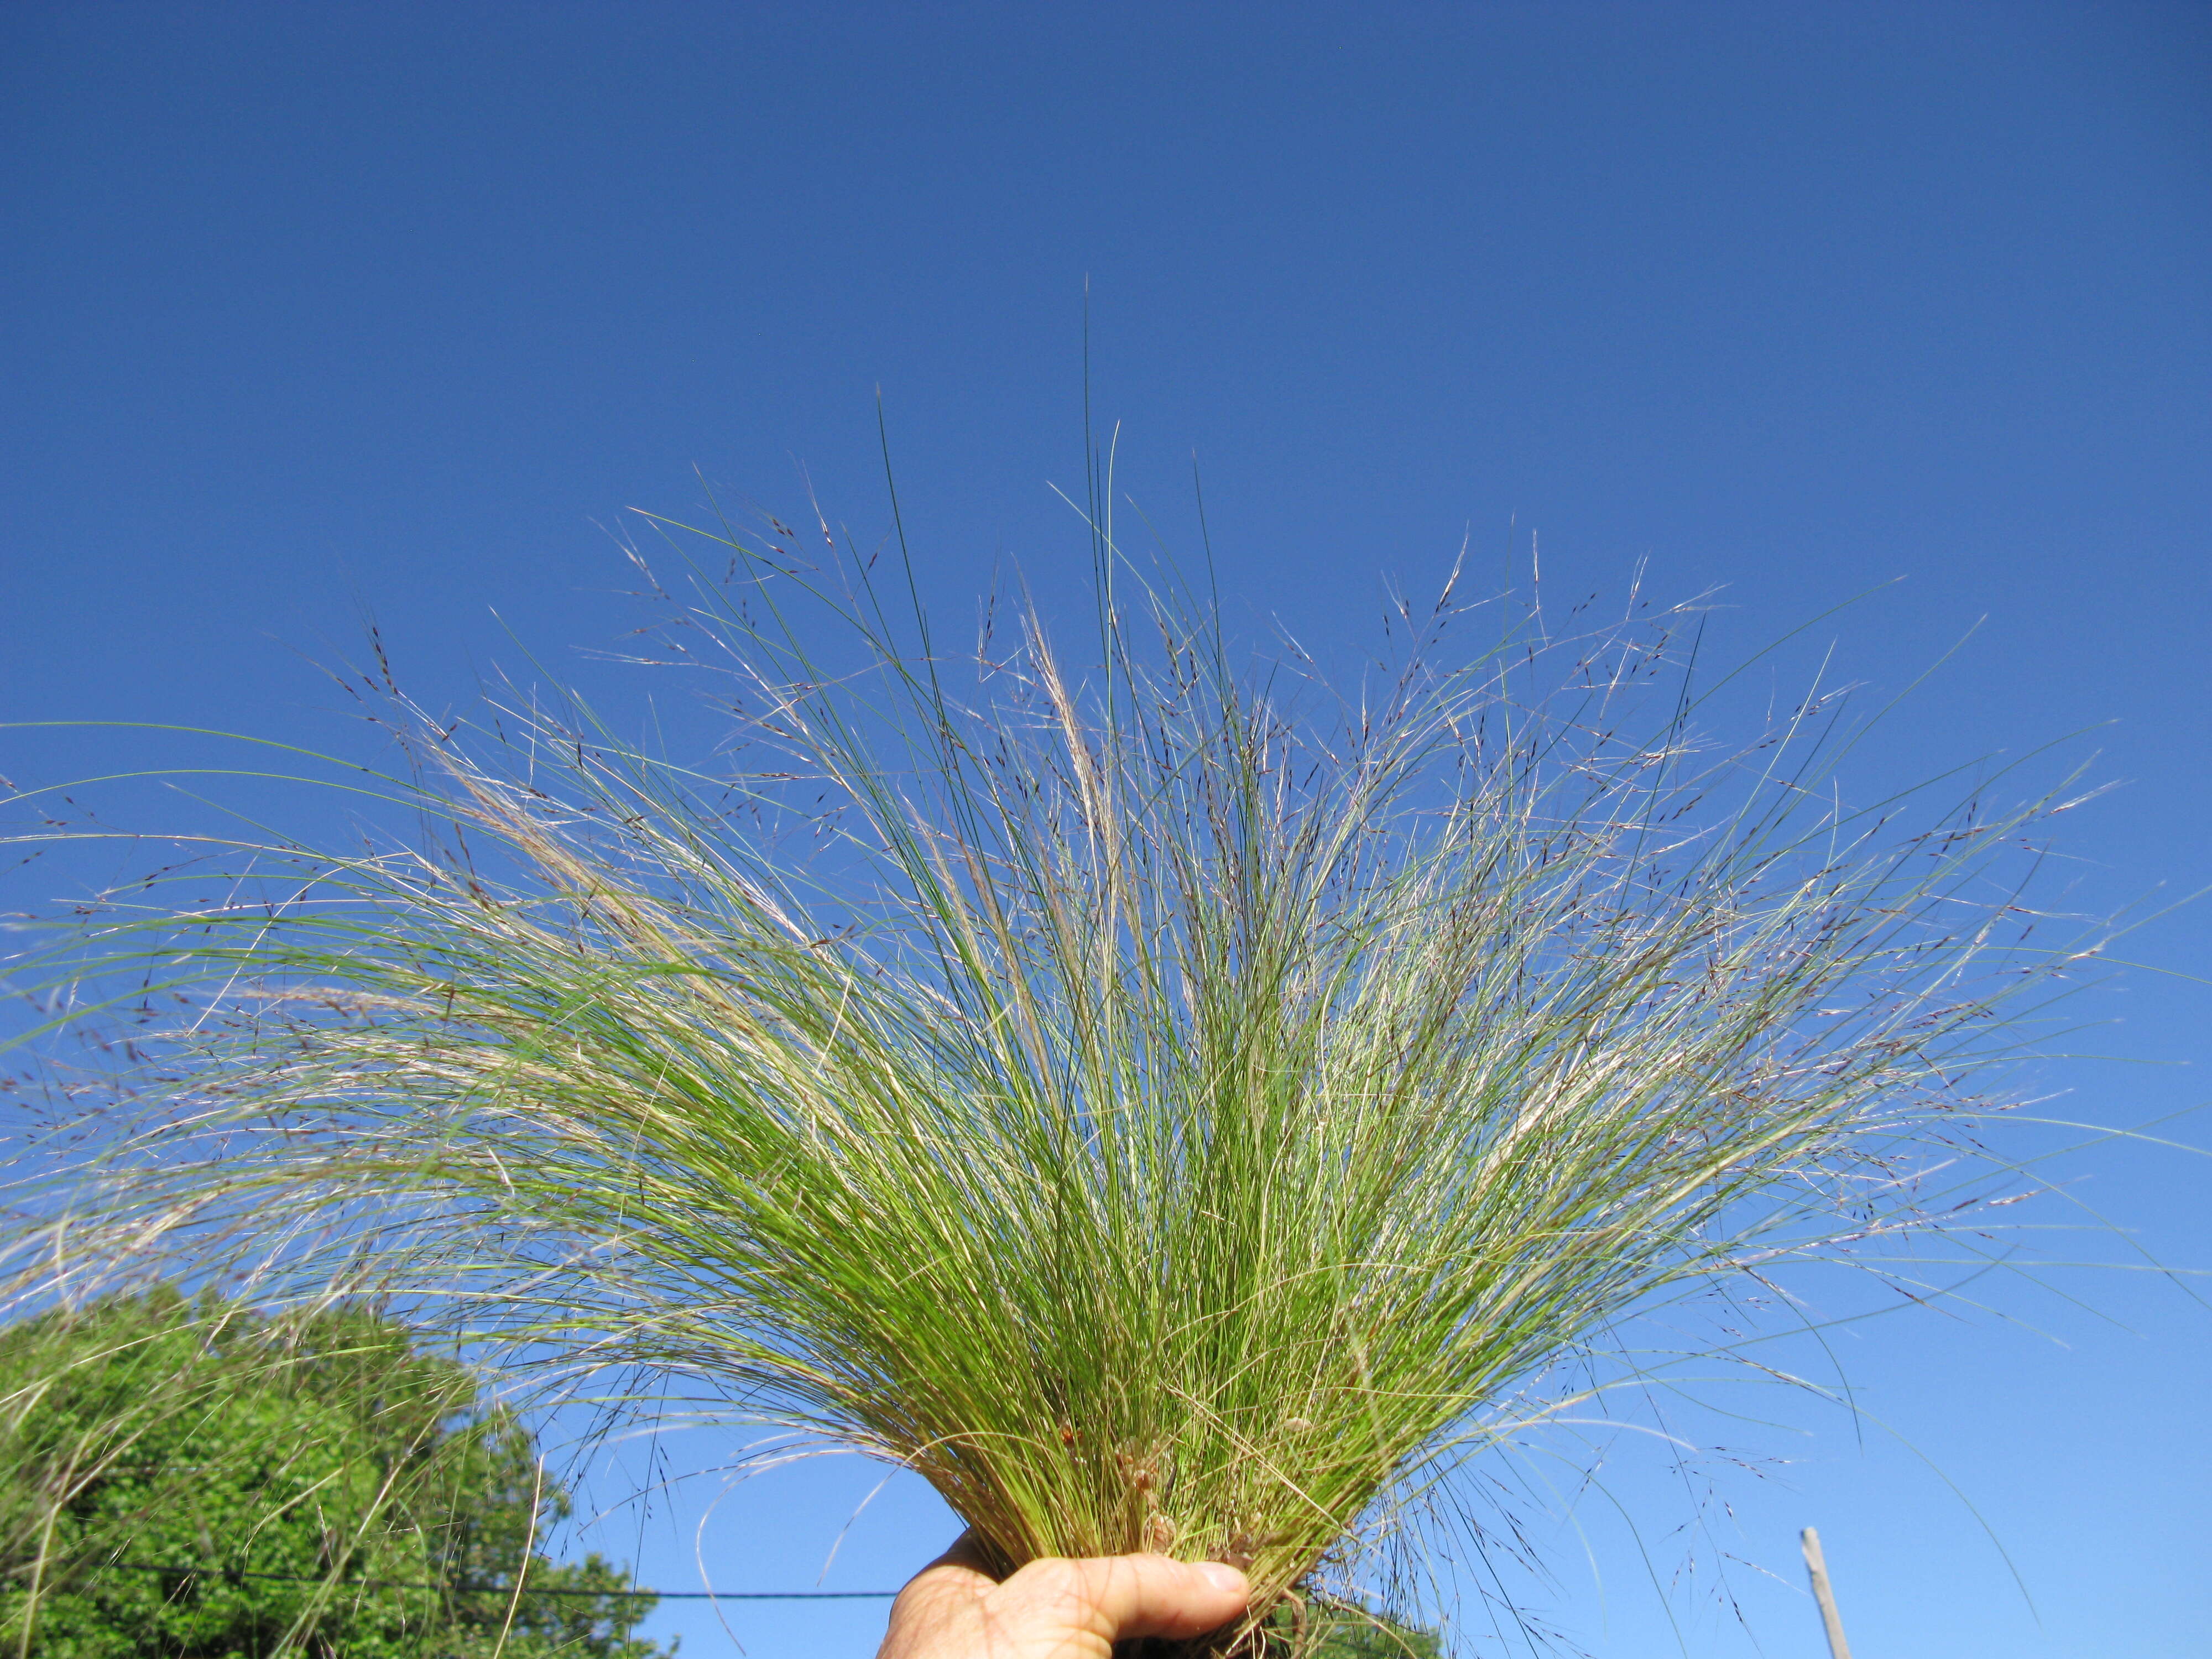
[878,1532,1251,1659]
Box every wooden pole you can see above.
[1800,1527,1853,1659]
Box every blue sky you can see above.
[4,3,2208,1655]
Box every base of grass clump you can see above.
[1114,1600,1442,1659]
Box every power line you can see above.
[71,1561,897,1601]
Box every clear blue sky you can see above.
[4,4,2208,1655]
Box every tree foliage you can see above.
[0,1288,667,1658]
[1305,1612,1443,1658]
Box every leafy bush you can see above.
[0,1289,665,1657]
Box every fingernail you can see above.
[1196,1562,1248,1594]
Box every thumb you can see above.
[1002,1553,1252,1645]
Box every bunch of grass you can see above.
[1,511,2084,1651]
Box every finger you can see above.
[886,1530,998,1639]
[1003,1553,1251,1644]
[919,1529,1000,1584]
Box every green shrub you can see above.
[0,1289,665,1657]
